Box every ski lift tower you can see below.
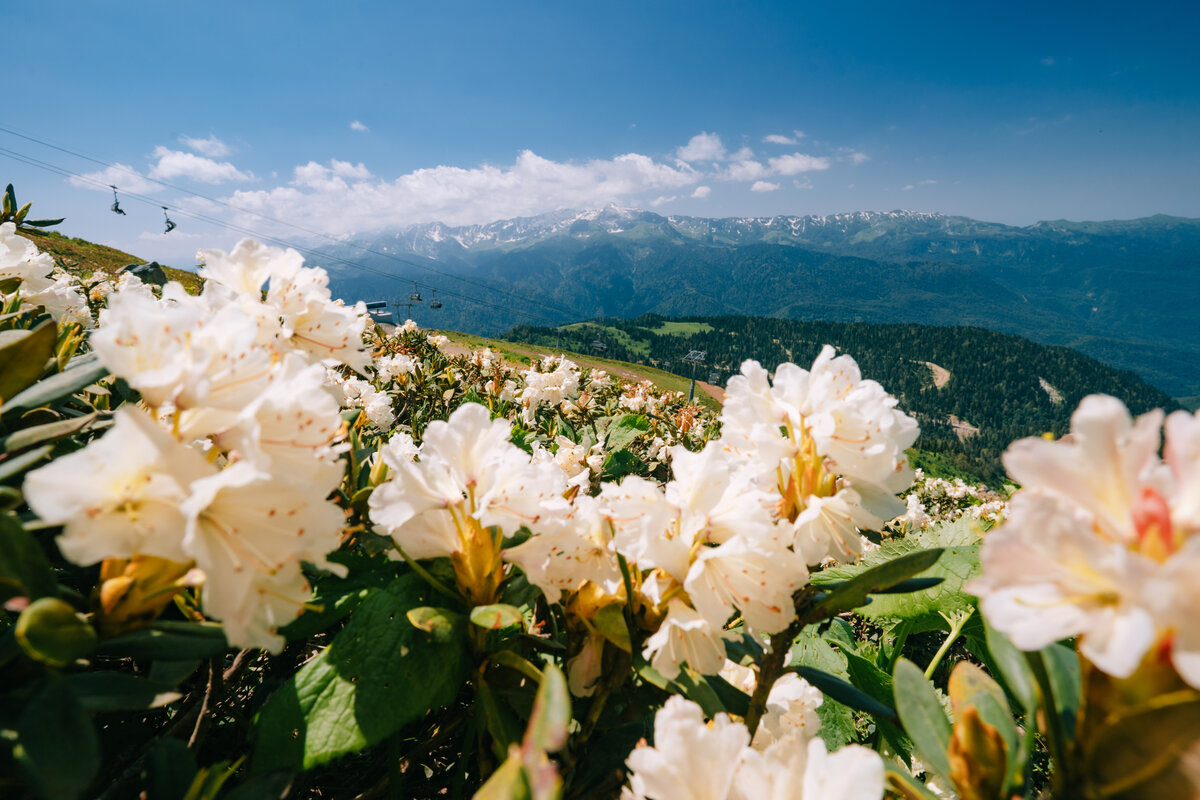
[682,350,707,401]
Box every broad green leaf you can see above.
[0,321,56,404]
[145,738,196,800]
[816,697,858,749]
[95,621,228,660]
[525,662,570,753]
[0,412,97,454]
[470,603,525,630]
[253,574,468,772]
[600,449,645,481]
[674,668,735,718]
[407,606,466,643]
[791,665,898,722]
[65,672,182,712]
[810,548,945,619]
[592,603,631,652]
[15,596,98,667]
[789,625,850,677]
[885,764,944,800]
[1037,643,1081,741]
[472,751,529,800]
[981,619,1038,713]
[842,649,912,761]
[17,678,101,800]
[1,355,108,417]
[893,658,953,780]
[603,414,651,451]
[948,661,1021,788]
[0,445,53,482]
[0,511,57,601]
[815,520,982,631]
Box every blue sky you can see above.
[5,1,1199,263]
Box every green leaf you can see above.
[603,414,651,451]
[145,738,196,800]
[810,548,945,619]
[0,445,53,482]
[15,202,32,223]
[884,764,944,800]
[253,574,468,772]
[470,603,525,630]
[0,412,98,454]
[525,662,570,753]
[281,551,405,640]
[473,752,529,800]
[3,184,15,216]
[815,520,983,631]
[0,321,56,404]
[600,449,646,481]
[95,621,228,660]
[791,665,898,722]
[893,658,953,780]
[948,661,1021,789]
[21,218,66,229]
[842,648,912,761]
[1038,642,1081,741]
[17,678,101,800]
[65,672,183,712]
[980,620,1038,713]
[407,606,466,643]
[592,603,631,652]
[0,511,58,601]
[15,597,98,667]
[0,354,108,417]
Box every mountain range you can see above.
[322,206,1200,398]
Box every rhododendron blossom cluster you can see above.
[23,239,370,651]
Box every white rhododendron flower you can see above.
[0,221,55,293]
[24,276,92,328]
[970,396,1200,686]
[379,431,419,467]
[624,696,883,800]
[515,356,581,424]
[642,599,731,679]
[23,406,216,565]
[719,349,918,564]
[624,696,749,800]
[182,462,346,651]
[503,494,622,603]
[376,353,417,382]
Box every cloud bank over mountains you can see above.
[69,131,866,237]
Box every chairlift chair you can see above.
[162,207,176,234]
[430,290,442,309]
[110,186,126,216]
[708,371,721,384]
[409,281,423,302]
[590,339,607,353]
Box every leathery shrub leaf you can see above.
[253,574,468,772]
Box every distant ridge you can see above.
[324,207,1200,397]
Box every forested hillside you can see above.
[506,314,1180,482]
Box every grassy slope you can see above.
[30,230,203,293]
[437,329,722,412]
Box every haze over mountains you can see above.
[324,206,1200,397]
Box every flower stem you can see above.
[924,608,973,679]
[394,544,459,602]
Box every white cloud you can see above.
[677,132,727,162]
[767,153,830,175]
[920,178,938,185]
[70,163,157,194]
[649,195,677,207]
[902,184,914,191]
[750,181,780,192]
[793,177,814,190]
[179,135,230,158]
[226,149,700,235]
[350,120,369,132]
[763,133,796,145]
[724,159,767,181]
[1041,56,1056,67]
[691,185,711,198]
[149,147,254,184]
[292,159,373,189]
[840,149,870,165]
